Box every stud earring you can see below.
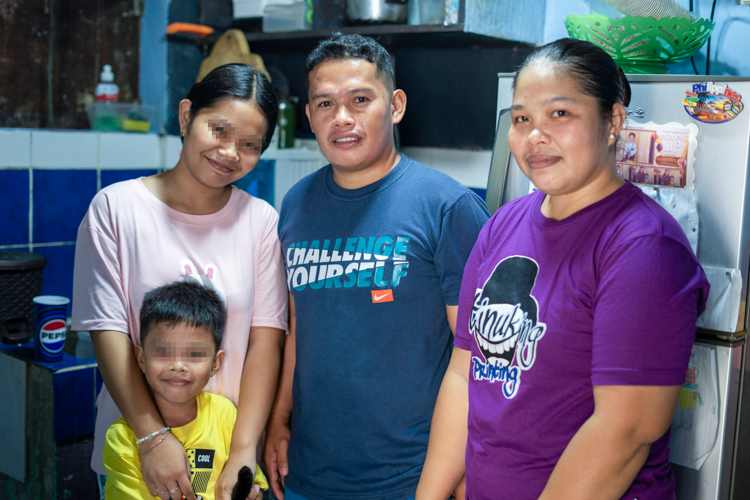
[180,128,184,137]
[609,134,615,139]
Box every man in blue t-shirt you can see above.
[264,33,489,500]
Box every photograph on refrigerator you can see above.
[616,122,699,189]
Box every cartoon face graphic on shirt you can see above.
[178,259,227,305]
[470,256,546,398]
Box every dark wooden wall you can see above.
[0,0,141,129]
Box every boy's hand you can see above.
[216,455,261,500]
[140,432,197,500]
[264,418,290,500]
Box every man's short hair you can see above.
[305,32,395,93]
[139,281,226,351]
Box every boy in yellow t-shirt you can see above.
[103,281,268,500]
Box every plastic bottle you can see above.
[92,64,120,131]
[95,65,119,102]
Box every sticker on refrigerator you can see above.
[684,82,743,123]
[616,121,699,189]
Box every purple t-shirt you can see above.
[454,182,709,500]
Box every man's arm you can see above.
[92,330,196,500]
[215,325,285,500]
[539,384,681,500]
[264,293,297,500]
[445,305,457,334]
[416,345,471,500]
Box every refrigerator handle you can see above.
[486,108,513,215]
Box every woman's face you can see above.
[178,98,268,189]
[508,62,619,197]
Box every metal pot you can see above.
[346,0,408,23]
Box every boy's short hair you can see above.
[628,132,636,138]
[139,281,226,351]
[305,32,395,93]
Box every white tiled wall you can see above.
[401,147,492,189]
[0,129,182,170]
[99,133,162,168]
[0,129,31,167]
[31,131,99,168]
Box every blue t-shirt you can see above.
[278,154,490,500]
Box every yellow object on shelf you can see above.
[121,119,151,133]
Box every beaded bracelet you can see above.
[136,426,170,445]
[139,430,171,457]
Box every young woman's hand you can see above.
[140,432,197,500]
[214,454,261,500]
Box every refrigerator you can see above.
[488,74,750,500]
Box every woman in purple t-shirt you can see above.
[416,39,709,500]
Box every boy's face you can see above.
[306,57,406,173]
[628,134,635,143]
[135,323,224,406]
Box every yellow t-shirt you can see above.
[103,392,268,499]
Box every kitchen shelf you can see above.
[170,21,530,53]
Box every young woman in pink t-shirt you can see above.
[72,64,288,500]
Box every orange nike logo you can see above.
[371,290,394,303]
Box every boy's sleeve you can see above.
[434,191,490,306]
[220,398,269,491]
[103,423,157,500]
[251,204,289,332]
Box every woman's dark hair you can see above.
[513,38,631,121]
[305,32,395,93]
[185,63,278,152]
[140,281,226,352]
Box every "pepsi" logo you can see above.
[39,319,66,353]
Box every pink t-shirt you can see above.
[71,178,288,474]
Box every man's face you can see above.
[306,58,404,173]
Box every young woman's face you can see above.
[179,98,268,189]
[508,62,617,197]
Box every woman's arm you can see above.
[539,384,681,500]
[415,345,471,500]
[215,325,285,500]
[92,330,196,500]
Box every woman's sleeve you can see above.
[251,205,289,332]
[71,193,129,334]
[592,234,709,386]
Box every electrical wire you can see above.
[705,0,719,75]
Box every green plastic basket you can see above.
[565,14,714,74]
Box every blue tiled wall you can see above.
[0,168,162,300]
[0,169,30,245]
[35,245,78,298]
[33,170,97,243]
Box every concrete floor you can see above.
[57,435,98,499]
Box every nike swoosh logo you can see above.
[373,293,390,301]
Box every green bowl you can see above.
[565,14,714,74]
